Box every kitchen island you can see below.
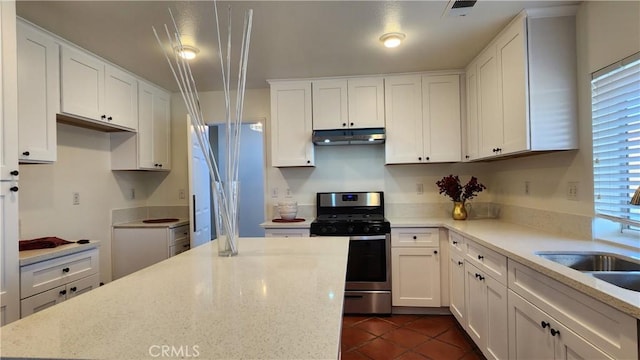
[0,236,350,359]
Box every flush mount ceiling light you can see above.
[379,32,406,48]
[175,45,199,60]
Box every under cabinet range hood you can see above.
[312,128,385,145]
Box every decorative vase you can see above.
[214,181,239,256]
[452,201,468,220]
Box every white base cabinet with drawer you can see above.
[391,228,440,307]
[112,225,190,280]
[20,248,100,318]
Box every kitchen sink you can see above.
[535,251,640,272]
[590,272,640,292]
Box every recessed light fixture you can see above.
[379,32,406,48]
[175,45,199,60]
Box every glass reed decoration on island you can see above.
[436,175,486,220]
[214,181,239,257]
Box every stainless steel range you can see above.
[310,191,391,315]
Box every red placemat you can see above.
[272,218,305,222]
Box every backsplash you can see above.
[498,204,592,240]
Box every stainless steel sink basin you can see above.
[535,251,640,272]
[591,272,640,292]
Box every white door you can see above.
[187,118,212,248]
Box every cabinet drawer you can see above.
[66,273,100,299]
[264,228,310,238]
[465,240,507,284]
[449,231,465,254]
[20,248,99,298]
[20,285,66,317]
[508,260,637,359]
[169,238,190,257]
[170,225,189,245]
[391,228,439,247]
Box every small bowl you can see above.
[279,212,297,220]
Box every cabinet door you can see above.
[422,74,461,162]
[348,77,384,128]
[312,79,348,130]
[60,46,104,121]
[496,15,529,155]
[17,21,58,163]
[465,262,486,347]
[137,82,155,169]
[270,81,314,167]
[0,1,18,181]
[391,247,440,307]
[0,182,19,325]
[20,285,66,317]
[553,318,614,360]
[105,65,138,130]
[485,273,508,360]
[508,290,556,360]
[384,75,423,164]
[66,273,100,299]
[465,62,479,161]
[477,45,501,158]
[449,252,466,325]
[152,88,171,169]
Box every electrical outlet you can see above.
[72,192,80,205]
[567,182,579,201]
[416,183,424,195]
[178,189,186,200]
[524,181,530,196]
[271,187,278,198]
[286,188,291,197]
[130,188,136,200]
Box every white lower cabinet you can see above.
[391,227,440,307]
[264,228,309,238]
[19,248,100,318]
[508,290,613,360]
[112,224,190,280]
[448,251,465,325]
[464,262,508,360]
[21,273,99,317]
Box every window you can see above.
[592,52,640,231]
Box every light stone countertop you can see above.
[19,241,101,266]
[390,217,640,319]
[113,218,189,228]
[1,236,350,360]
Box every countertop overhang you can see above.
[1,236,350,359]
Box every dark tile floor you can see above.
[341,315,486,360]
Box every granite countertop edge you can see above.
[113,218,190,229]
[19,241,101,267]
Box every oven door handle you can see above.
[349,235,387,241]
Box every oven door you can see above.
[345,234,391,291]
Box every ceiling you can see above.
[17,1,580,92]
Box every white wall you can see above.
[18,123,152,283]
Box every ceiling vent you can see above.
[443,0,477,17]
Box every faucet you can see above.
[632,186,640,205]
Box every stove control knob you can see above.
[320,227,328,234]
[372,226,381,233]
[363,226,369,233]
[347,226,354,233]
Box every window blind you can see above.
[592,53,640,226]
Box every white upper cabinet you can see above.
[467,9,578,160]
[312,79,348,130]
[60,46,137,131]
[422,74,462,162]
[312,77,384,130]
[385,74,462,164]
[111,80,170,171]
[464,65,479,161]
[270,80,314,167]
[105,65,138,130]
[17,20,58,163]
[348,77,385,129]
[384,75,423,164]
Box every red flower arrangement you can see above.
[436,175,486,203]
